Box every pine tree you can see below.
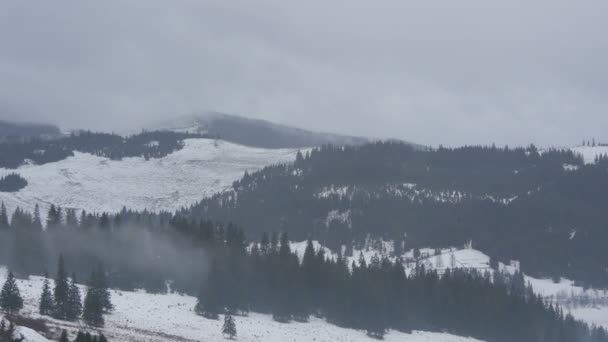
[83,271,105,327]
[39,272,54,316]
[67,273,83,320]
[195,261,223,319]
[94,264,113,313]
[98,333,108,342]
[450,253,457,269]
[32,204,42,230]
[59,330,69,342]
[222,314,237,339]
[54,255,70,319]
[74,331,86,342]
[0,271,23,314]
[0,202,9,230]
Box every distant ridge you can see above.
[0,119,61,142]
[149,112,373,148]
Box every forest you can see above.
[182,142,608,287]
[0,204,607,342]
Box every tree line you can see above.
[0,130,208,169]
[1,202,607,341]
[0,174,27,193]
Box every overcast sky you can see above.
[1,1,607,146]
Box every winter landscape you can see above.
[2,1,608,342]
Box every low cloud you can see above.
[0,0,607,146]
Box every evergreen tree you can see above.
[67,273,83,320]
[73,331,86,342]
[46,204,61,229]
[83,271,104,327]
[195,261,223,319]
[59,330,69,342]
[222,314,237,339]
[32,204,42,230]
[94,264,113,313]
[53,255,70,319]
[0,271,23,314]
[39,272,54,316]
[0,202,9,230]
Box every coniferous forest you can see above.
[0,204,607,342]
[183,142,608,287]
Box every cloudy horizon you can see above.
[1,0,607,147]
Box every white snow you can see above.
[0,267,483,342]
[570,145,608,164]
[292,240,608,330]
[14,326,51,342]
[325,209,352,228]
[0,138,303,222]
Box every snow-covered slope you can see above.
[291,240,608,330]
[0,267,483,342]
[570,145,608,164]
[0,138,303,221]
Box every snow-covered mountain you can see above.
[147,112,372,148]
[0,138,303,221]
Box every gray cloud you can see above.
[0,0,607,146]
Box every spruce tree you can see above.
[83,271,104,327]
[74,331,86,342]
[93,263,113,313]
[54,254,70,319]
[195,262,223,319]
[222,314,237,339]
[59,330,69,342]
[32,204,42,230]
[67,273,83,320]
[39,272,54,316]
[0,202,9,230]
[0,271,23,314]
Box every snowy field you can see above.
[0,267,483,342]
[0,138,302,221]
[570,145,608,164]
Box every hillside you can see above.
[148,112,372,148]
[182,142,608,287]
[0,138,302,221]
[2,241,607,341]
[0,267,483,342]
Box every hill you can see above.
[149,112,372,148]
[182,142,608,287]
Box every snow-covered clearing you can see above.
[570,145,608,164]
[0,267,483,342]
[0,139,303,222]
[291,241,608,330]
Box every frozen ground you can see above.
[0,267,483,342]
[0,138,302,222]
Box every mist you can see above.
[1,1,607,146]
